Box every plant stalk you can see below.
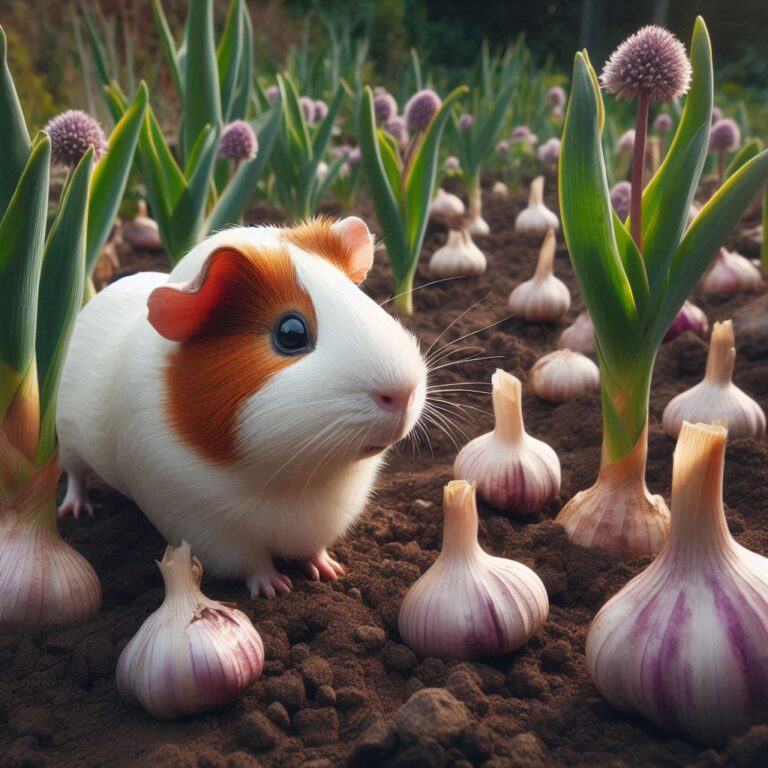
[630,92,649,253]
[467,172,482,222]
[393,272,415,315]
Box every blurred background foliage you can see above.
[2,0,767,134]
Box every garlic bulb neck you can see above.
[528,175,544,207]
[491,371,525,443]
[533,228,556,279]
[703,319,735,385]
[440,480,483,557]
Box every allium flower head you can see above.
[265,85,279,105]
[547,86,566,107]
[652,112,673,133]
[374,92,398,124]
[348,146,361,166]
[496,139,509,155]
[45,109,107,167]
[537,137,561,164]
[313,99,329,122]
[219,120,258,162]
[616,128,636,154]
[299,96,316,124]
[610,181,632,222]
[444,155,460,172]
[384,116,409,145]
[330,144,352,162]
[709,118,741,153]
[510,125,538,146]
[601,25,692,103]
[458,112,474,131]
[405,89,441,132]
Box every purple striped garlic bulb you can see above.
[663,300,708,342]
[453,370,561,513]
[530,349,599,404]
[558,311,596,354]
[663,321,765,440]
[586,421,768,746]
[701,248,764,294]
[398,480,549,659]
[116,542,264,720]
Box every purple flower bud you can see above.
[712,106,723,123]
[601,25,692,103]
[218,120,258,162]
[496,139,509,155]
[663,301,708,342]
[444,155,460,172]
[45,109,107,167]
[610,181,632,222]
[299,96,316,124]
[537,137,560,164]
[265,85,279,105]
[709,118,741,153]
[547,86,566,107]
[313,99,329,122]
[330,144,352,162]
[616,129,636,154]
[348,146,361,166]
[653,112,673,133]
[384,116,409,145]
[405,89,442,133]
[510,125,537,146]
[374,92,398,124]
[458,112,473,131]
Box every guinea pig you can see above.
[56,217,427,598]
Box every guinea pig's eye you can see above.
[273,313,312,355]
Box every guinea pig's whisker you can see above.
[421,403,467,448]
[379,275,467,308]
[427,397,492,419]
[299,426,348,500]
[423,294,491,361]
[425,312,516,367]
[428,354,505,374]
[426,344,485,368]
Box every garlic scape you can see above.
[116,542,264,720]
[558,311,596,354]
[586,422,768,746]
[398,480,549,659]
[508,228,570,321]
[663,320,765,439]
[514,175,559,238]
[701,247,764,294]
[429,228,487,278]
[530,349,599,403]
[454,370,560,513]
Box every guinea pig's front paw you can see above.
[300,549,345,582]
[247,565,293,600]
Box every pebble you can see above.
[300,656,333,689]
[412,499,434,510]
[236,712,281,752]
[266,673,306,711]
[383,642,418,673]
[395,688,470,746]
[348,718,397,767]
[348,587,363,602]
[265,701,290,730]
[354,625,386,651]
[316,684,336,707]
[292,707,339,746]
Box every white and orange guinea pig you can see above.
[56,217,427,598]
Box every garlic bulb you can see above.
[0,455,101,628]
[468,214,490,237]
[514,175,559,237]
[430,188,465,226]
[428,229,486,278]
[663,320,765,439]
[663,300,708,342]
[530,349,599,403]
[508,229,570,321]
[558,311,596,354]
[398,480,549,659]
[492,181,509,198]
[454,370,560,513]
[586,422,768,746]
[117,542,264,720]
[701,247,764,294]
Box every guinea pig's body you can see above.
[56,219,426,597]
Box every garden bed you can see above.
[1,181,766,768]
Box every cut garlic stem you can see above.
[492,371,525,443]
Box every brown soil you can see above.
[2,180,767,768]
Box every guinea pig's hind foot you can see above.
[58,472,94,519]
[301,549,345,582]
[247,564,293,600]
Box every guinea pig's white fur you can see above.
[56,220,427,597]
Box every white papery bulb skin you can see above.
[430,188,465,226]
[515,176,560,237]
[454,370,560,513]
[116,542,264,720]
[530,349,599,403]
[429,229,486,278]
[663,320,765,439]
[492,181,509,198]
[398,480,549,659]
[702,248,764,294]
[586,422,768,746]
[558,311,596,354]
[508,229,570,322]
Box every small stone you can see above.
[266,673,306,711]
[507,664,549,698]
[301,656,333,690]
[507,732,551,768]
[348,587,363,602]
[383,642,418,673]
[395,688,470,746]
[348,719,397,767]
[412,499,433,510]
[316,685,336,707]
[542,639,571,672]
[292,707,339,746]
[354,625,386,651]
[265,701,290,730]
[336,686,367,711]
[236,712,281,752]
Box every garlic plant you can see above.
[429,228,487,278]
[558,311,596,354]
[398,480,549,659]
[117,542,264,720]
[508,229,570,321]
[530,350,599,404]
[515,176,559,237]
[586,422,768,746]
[454,371,560,513]
[701,248,764,294]
[429,188,465,225]
[663,320,765,439]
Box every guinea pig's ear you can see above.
[146,247,248,342]
[331,216,374,284]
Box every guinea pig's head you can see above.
[147,217,426,484]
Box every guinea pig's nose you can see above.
[373,386,416,414]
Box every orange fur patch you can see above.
[164,244,316,464]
